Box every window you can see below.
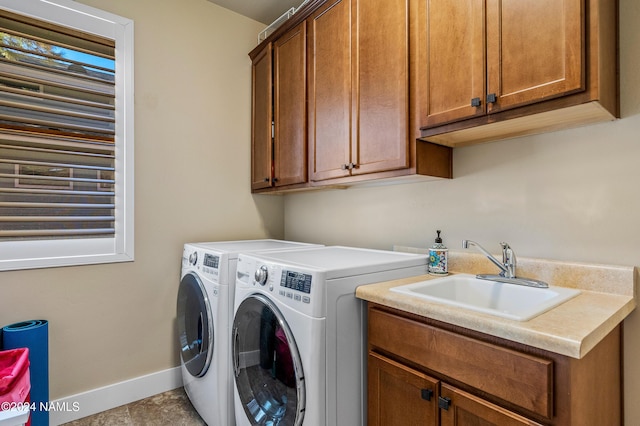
[0,0,134,271]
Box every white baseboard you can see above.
[49,367,182,425]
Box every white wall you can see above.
[0,0,285,399]
[284,0,640,422]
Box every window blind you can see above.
[0,9,117,241]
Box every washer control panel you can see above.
[203,253,219,269]
[182,245,220,280]
[201,253,220,279]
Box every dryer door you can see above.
[233,294,305,426]
[177,272,214,377]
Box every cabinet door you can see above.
[307,0,352,182]
[440,383,543,426]
[368,352,439,426]
[273,23,307,187]
[486,0,583,113]
[250,43,273,190]
[353,0,410,175]
[422,0,486,127]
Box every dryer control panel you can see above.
[236,254,323,318]
[281,270,312,294]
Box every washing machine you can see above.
[231,246,429,426]
[177,239,321,426]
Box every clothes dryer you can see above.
[177,240,320,426]
[232,246,428,426]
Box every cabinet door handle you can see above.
[421,388,433,401]
[471,97,481,107]
[341,163,358,171]
[438,396,451,411]
[272,177,278,183]
[263,177,270,183]
[487,93,497,104]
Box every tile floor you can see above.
[61,388,205,426]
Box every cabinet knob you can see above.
[341,163,357,170]
[263,177,270,183]
[272,177,278,183]
[438,396,451,411]
[471,97,481,107]
[421,388,433,401]
[487,93,497,104]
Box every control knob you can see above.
[189,251,198,266]
[255,265,269,286]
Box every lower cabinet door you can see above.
[368,352,439,426]
[439,383,543,426]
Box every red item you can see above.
[0,348,31,408]
[0,348,31,426]
[274,327,295,388]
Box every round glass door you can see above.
[233,294,305,426]
[177,272,213,377]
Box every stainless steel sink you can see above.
[390,273,581,321]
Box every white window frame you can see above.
[0,0,134,271]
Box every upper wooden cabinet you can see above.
[250,43,273,191]
[484,0,583,113]
[307,0,412,182]
[249,0,618,191]
[423,0,583,127]
[306,0,351,182]
[273,22,308,187]
[249,0,452,193]
[250,23,308,192]
[418,0,618,146]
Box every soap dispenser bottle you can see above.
[429,230,448,275]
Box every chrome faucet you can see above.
[462,240,548,288]
[462,240,516,278]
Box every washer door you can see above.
[233,294,305,426]
[177,272,214,377]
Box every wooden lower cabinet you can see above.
[368,352,541,426]
[368,352,439,426]
[440,384,542,426]
[367,303,622,425]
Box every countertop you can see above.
[356,251,638,359]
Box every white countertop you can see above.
[356,252,637,359]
